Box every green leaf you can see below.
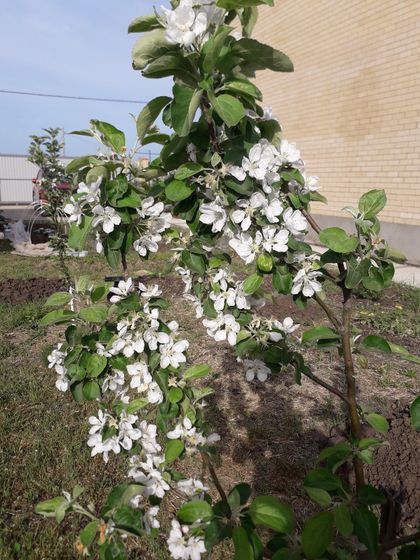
[165,439,185,463]
[35,496,67,517]
[201,25,233,74]
[319,227,359,253]
[126,398,149,414]
[345,258,370,289]
[131,28,171,70]
[40,309,76,326]
[83,381,101,401]
[302,326,340,343]
[358,485,386,505]
[233,38,293,73]
[304,487,331,507]
[183,364,210,380]
[209,93,245,127]
[168,387,183,403]
[365,412,389,434]
[68,215,93,250]
[178,500,213,523]
[304,468,342,491]
[410,395,420,430]
[353,506,379,555]
[45,292,72,306]
[90,120,125,153]
[240,6,258,37]
[218,0,273,10]
[175,163,203,181]
[128,14,161,33]
[301,511,334,559]
[243,273,263,294]
[79,304,108,324]
[228,483,252,508]
[249,496,295,533]
[182,249,206,274]
[272,267,292,295]
[223,79,262,100]
[359,189,387,219]
[86,354,108,377]
[80,520,99,548]
[361,335,420,365]
[333,505,353,537]
[232,527,254,560]
[65,155,91,173]
[136,96,171,142]
[142,133,170,146]
[171,84,203,137]
[165,179,194,202]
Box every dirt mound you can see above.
[367,401,420,530]
[0,278,66,305]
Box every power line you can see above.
[0,89,148,104]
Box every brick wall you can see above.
[254,0,420,227]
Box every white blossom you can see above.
[177,478,208,498]
[127,362,153,392]
[291,268,323,298]
[133,232,161,256]
[278,139,301,165]
[231,192,265,231]
[63,198,83,225]
[282,207,307,237]
[244,359,271,382]
[109,278,133,303]
[199,197,227,233]
[202,313,240,346]
[262,226,289,253]
[92,205,121,234]
[161,0,208,48]
[76,177,101,205]
[160,339,189,369]
[229,231,262,264]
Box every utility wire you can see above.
[0,89,148,104]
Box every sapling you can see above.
[36,1,420,559]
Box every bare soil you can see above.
[0,278,66,305]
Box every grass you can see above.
[0,245,419,558]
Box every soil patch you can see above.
[0,277,66,305]
[367,401,420,530]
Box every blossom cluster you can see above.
[63,177,171,258]
[159,0,226,49]
[175,263,300,382]
[47,279,216,559]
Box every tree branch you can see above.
[201,452,229,506]
[313,293,342,331]
[379,530,420,553]
[303,369,348,404]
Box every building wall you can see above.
[0,155,72,204]
[254,0,420,251]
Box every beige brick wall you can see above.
[254,0,420,226]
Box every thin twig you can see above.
[379,530,420,552]
[303,370,348,403]
[302,208,322,235]
[313,293,342,331]
[201,452,228,505]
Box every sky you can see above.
[0,0,172,157]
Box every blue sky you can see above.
[0,0,172,157]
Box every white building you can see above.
[0,154,72,204]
